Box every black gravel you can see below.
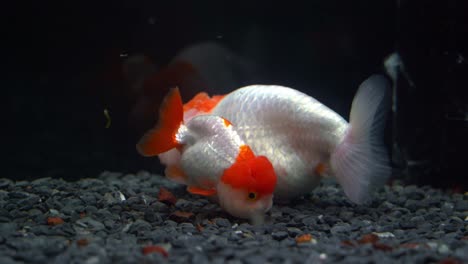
[0,172,466,264]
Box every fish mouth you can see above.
[216,181,274,221]
[248,195,274,224]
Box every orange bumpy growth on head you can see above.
[221,154,277,196]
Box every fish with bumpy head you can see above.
[137,88,277,221]
[138,74,391,220]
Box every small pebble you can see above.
[454,200,468,211]
[214,218,231,228]
[271,231,289,241]
[330,223,351,234]
[0,172,465,263]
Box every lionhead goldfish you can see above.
[137,75,391,220]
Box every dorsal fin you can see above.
[183,92,226,113]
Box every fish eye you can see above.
[247,192,257,201]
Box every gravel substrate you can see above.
[0,171,466,263]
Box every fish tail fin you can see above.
[330,75,392,204]
[136,87,184,156]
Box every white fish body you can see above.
[174,115,245,187]
[212,75,391,203]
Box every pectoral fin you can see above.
[165,165,188,185]
[187,186,217,196]
[314,162,327,176]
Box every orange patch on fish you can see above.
[165,165,188,184]
[183,92,226,113]
[236,145,255,162]
[222,117,232,127]
[221,155,277,196]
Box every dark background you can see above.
[4,1,467,190]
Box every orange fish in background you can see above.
[122,54,205,132]
[121,41,263,134]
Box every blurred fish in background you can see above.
[120,41,264,134]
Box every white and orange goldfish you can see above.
[137,88,276,220]
[138,74,391,219]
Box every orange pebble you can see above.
[76,238,89,247]
[47,217,64,226]
[358,233,379,244]
[142,245,169,257]
[196,223,204,232]
[158,187,177,205]
[295,234,313,243]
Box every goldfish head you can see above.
[217,155,277,222]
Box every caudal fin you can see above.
[331,75,391,204]
[136,87,184,156]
